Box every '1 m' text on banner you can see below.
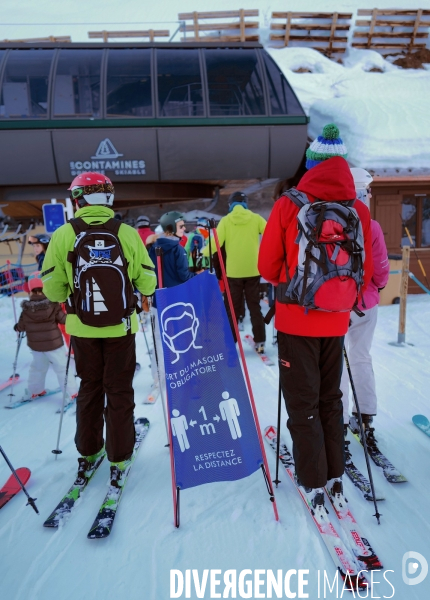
[156,271,263,490]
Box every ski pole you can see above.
[343,347,381,524]
[8,331,24,400]
[52,339,73,460]
[139,313,152,363]
[0,445,39,514]
[155,246,180,527]
[274,375,282,487]
[206,219,214,273]
[150,304,169,443]
[6,260,18,337]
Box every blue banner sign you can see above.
[156,271,263,490]
[42,203,66,234]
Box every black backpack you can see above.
[66,217,135,328]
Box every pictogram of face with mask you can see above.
[160,302,203,364]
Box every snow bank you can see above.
[269,47,430,169]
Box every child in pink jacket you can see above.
[340,169,389,447]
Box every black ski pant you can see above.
[225,276,266,344]
[72,334,136,463]
[278,332,344,489]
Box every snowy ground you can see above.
[0,292,429,599]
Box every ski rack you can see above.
[0,223,33,244]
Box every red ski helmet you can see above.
[68,172,115,208]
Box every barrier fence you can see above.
[0,262,38,297]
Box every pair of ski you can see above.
[5,388,75,414]
[412,414,430,438]
[244,334,275,366]
[0,374,21,393]
[5,387,62,409]
[0,468,31,510]
[144,384,159,404]
[347,424,407,489]
[264,426,382,592]
[44,418,149,538]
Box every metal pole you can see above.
[206,219,214,273]
[0,445,39,514]
[8,331,24,401]
[344,347,381,524]
[7,260,18,338]
[139,312,152,363]
[52,339,73,459]
[274,375,282,486]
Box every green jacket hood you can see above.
[228,205,252,225]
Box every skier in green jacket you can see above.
[41,172,156,489]
[184,218,210,272]
[204,191,267,351]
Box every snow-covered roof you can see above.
[268,47,430,171]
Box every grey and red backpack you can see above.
[277,188,366,313]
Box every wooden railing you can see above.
[178,9,259,42]
[270,12,352,56]
[352,9,430,52]
[1,36,72,43]
[88,30,170,42]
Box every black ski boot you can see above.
[295,473,326,514]
[350,414,378,450]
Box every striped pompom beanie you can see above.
[305,124,348,170]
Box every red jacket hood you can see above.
[296,156,356,202]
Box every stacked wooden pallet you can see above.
[352,9,430,53]
[88,30,170,42]
[270,12,352,56]
[178,9,259,42]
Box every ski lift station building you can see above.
[0,42,308,218]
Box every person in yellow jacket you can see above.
[41,172,156,488]
[204,191,267,351]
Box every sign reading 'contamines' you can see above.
[69,138,146,177]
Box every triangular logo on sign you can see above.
[91,138,123,160]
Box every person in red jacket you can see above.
[258,154,373,510]
[135,215,155,246]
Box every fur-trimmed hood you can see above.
[21,294,51,312]
[20,294,59,324]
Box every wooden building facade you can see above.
[371,174,430,294]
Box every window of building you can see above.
[0,49,54,118]
[421,196,430,248]
[261,52,304,116]
[205,49,266,116]
[53,49,102,118]
[156,49,203,117]
[106,49,152,117]
[401,194,430,248]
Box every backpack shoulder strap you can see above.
[69,217,88,235]
[282,188,310,209]
[102,218,121,235]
